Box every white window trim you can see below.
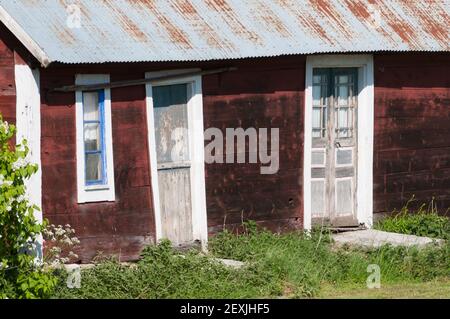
[145,70,208,248]
[75,74,115,203]
[304,55,374,230]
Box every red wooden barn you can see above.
[0,1,448,262]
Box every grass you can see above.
[52,222,450,299]
[375,198,450,240]
[52,240,282,299]
[320,278,450,299]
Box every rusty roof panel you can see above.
[0,0,448,65]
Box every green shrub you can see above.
[375,198,450,240]
[0,115,58,299]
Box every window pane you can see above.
[311,180,325,216]
[153,84,190,164]
[339,75,348,84]
[312,150,325,166]
[336,179,353,215]
[84,123,101,151]
[338,85,348,106]
[313,75,321,84]
[339,108,348,129]
[312,107,321,129]
[312,129,321,138]
[313,85,321,105]
[86,153,103,182]
[83,92,99,121]
[336,149,353,165]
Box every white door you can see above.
[150,82,202,246]
[147,73,208,248]
[311,67,359,227]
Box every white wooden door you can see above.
[311,68,359,227]
[153,83,194,245]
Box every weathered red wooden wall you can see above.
[39,57,305,261]
[0,24,16,128]
[373,53,450,216]
[40,66,156,262]
[202,56,305,234]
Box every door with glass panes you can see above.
[311,68,359,227]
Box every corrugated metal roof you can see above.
[0,0,448,66]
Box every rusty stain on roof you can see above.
[170,0,232,49]
[255,2,291,37]
[310,0,354,39]
[138,0,192,48]
[205,0,262,44]
[0,0,448,65]
[344,0,371,20]
[102,1,148,42]
[276,0,335,45]
[399,0,449,48]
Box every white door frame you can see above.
[145,70,208,248]
[303,55,374,230]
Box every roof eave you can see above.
[0,5,51,67]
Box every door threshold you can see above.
[326,225,367,233]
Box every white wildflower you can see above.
[0,121,10,134]
[16,194,27,202]
[50,246,62,254]
[11,158,28,171]
[55,228,65,237]
[0,175,13,187]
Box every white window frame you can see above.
[145,69,208,249]
[304,55,374,230]
[75,74,115,203]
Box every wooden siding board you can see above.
[203,57,305,231]
[0,24,15,126]
[373,53,450,216]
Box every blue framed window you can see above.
[82,90,107,186]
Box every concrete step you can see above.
[332,229,445,249]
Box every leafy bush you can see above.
[0,116,58,298]
[375,198,450,240]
